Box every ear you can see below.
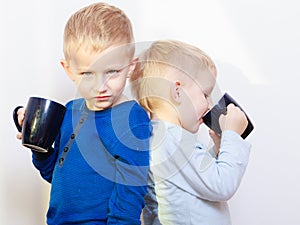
[170,80,182,103]
[127,57,138,78]
[60,59,75,81]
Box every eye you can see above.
[105,69,121,75]
[104,69,122,79]
[81,72,93,76]
[80,72,95,81]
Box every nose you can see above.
[207,96,214,108]
[204,99,212,115]
[203,107,210,116]
[93,75,108,93]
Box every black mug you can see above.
[202,93,254,139]
[13,97,66,152]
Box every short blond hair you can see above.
[63,2,134,61]
[130,40,217,114]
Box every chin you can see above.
[190,128,199,134]
[94,101,113,110]
[185,124,200,134]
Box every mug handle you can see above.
[13,106,24,132]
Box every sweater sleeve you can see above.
[31,134,60,183]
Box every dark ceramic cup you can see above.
[202,93,254,139]
[13,97,66,152]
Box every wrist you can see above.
[32,146,54,160]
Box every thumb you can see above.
[16,132,22,140]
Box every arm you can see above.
[151,126,251,202]
[181,103,250,201]
[31,135,60,183]
[177,130,251,201]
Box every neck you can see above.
[151,106,181,127]
[114,94,129,106]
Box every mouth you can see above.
[95,96,110,101]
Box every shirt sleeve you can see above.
[152,130,251,202]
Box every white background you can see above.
[1,0,300,224]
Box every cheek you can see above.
[181,93,198,120]
[201,103,209,117]
[107,76,127,91]
[193,95,208,115]
[186,89,203,110]
[76,80,93,96]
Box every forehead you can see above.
[69,44,133,70]
[195,70,216,89]
[182,69,216,96]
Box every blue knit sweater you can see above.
[32,99,151,224]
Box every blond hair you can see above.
[130,40,217,114]
[63,2,134,61]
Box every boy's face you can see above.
[61,44,134,111]
[178,70,216,133]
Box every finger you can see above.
[16,132,22,140]
[209,129,220,144]
[209,129,219,138]
[17,107,25,115]
[17,108,25,126]
[218,114,225,130]
[226,103,237,112]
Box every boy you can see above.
[15,2,151,224]
[130,40,251,225]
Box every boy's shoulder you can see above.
[114,100,150,121]
[63,99,149,122]
[65,98,84,109]
[117,100,145,111]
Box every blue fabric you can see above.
[32,99,151,225]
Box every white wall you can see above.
[1,0,300,224]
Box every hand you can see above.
[16,107,25,140]
[219,103,248,135]
[209,129,220,156]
